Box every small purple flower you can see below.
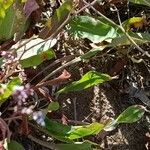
[32,111,45,126]
[21,107,33,115]
[12,85,34,105]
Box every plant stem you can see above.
[83,0,150,58]
[38,57,81,83]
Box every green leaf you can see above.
[14,38,56,68]
[116,105,145,123]
[44,117,72,142]
[48,102,60,111]
[110,32,150,46]
[57,71,111,94]
[0,0,13,18]
[7,140,24,150]
[122,17,146,31]
[129,0,150,7]
[0,1,29,41]
[68,123,104,140]
[39,0,73,39]
[69,16,117,43]
[44,118,104,142]
[104,105,145,131]
[0,77,22,105]
[54,142,93,150]
[0,7,5,18]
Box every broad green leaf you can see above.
[14,38,56,68]
[68,123,104,140]
[0,0,13,18]
[116,105,145,123]
[110,32,150,46]
[57,71,111,94]
[69,16,117,43]
[48,101,60,111]
[129,0,150,7]
[0,77,22,105]
[54,142,93,150]
[104,105,145,131]
[0,1,29,41]
[39,0,73,39]
[44,118,104,142]
[44,117,72,142]
[7,140,24,150]
[0,7,5,18]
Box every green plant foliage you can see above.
[54,142,93,150]
[6,140,24,150]
[68,123,104,140]
[44,117,72,142]
[0,1,28,41]
[116,105,145,123]
[15,38,56,68]
[44,118,104,142]
[104,105,145,131]
[48,101,60,111]
[110,32,150,46]
[69,16,117,43]
[129,0,150,7]
[57,71,111,94]
[0,77,22,105]
[0,0,13,18]
[123,17,146,31]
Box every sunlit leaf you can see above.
[68,123,104,140]
[13,38,56,68]
[44,118,104,142]
[116,105,145,123]
[0,77,22,105]
[69,16,117,43]
[0,0,13,18]
[104,105,145,131]
[0,1,29,41]
[57,71,111,94]
[129,0,150,7]
[123,17,146,31]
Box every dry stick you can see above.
[38,57,81,83]
[29,55,77,82]
[83,0,150,58]
[75,0,98,15]
[115,5,150,57]
[73,98,77,125]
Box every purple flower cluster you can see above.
[13,84,34,106]
[32,111,45,126]
[12,85,45,126]
[21,106,45,126]
[1,51,45,127]
[0,50,27,81]
[1,51,17,67]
